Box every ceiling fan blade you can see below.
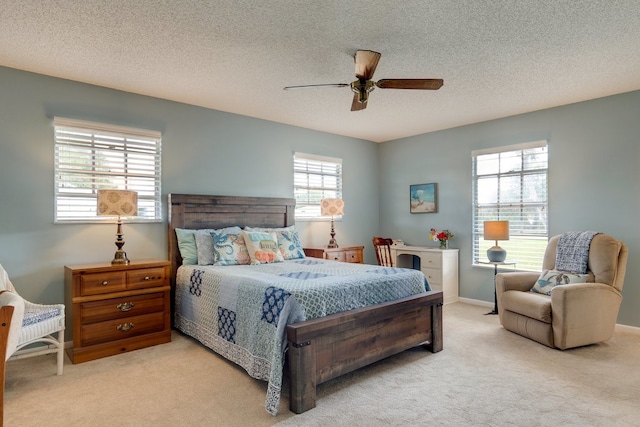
[283,83,349,90]
[350,93,368,111]
[354,50,381,80]
[376,79,444,90]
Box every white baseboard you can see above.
[458,297,640,334]
[615,323,640,334]
[458,297,493,308]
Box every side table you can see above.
[64,259,172,363]
[303,246,364,264]
[478,260,516,315]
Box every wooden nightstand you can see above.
[303,245,364,263]
[64,259,171,363]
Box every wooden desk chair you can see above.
[372,237,394,267]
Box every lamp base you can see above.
[111,219,130,265]
[112,249,130,265]
[487,246,506,262]
[326,218,339,248]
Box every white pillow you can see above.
[211,228,250,266]
[244,226,306,260]
[531,269,591,295]
[241,230,285,265]
[195,227,243,265]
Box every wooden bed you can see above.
[168,193,443,414]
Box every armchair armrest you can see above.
[495,271,539,293]
[551,282,623,349]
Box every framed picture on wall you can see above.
[410,183,438,213]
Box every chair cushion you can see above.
[23,304,63,327]
[501,290,552,323]
[531,269,592,295]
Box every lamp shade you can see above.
[483,220,509,241]
[320,198,344,217]
[97,189,138,217]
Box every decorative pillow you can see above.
[531,269,591,295]
[211,227,250,266]
[175,228,198,265]
[245,226,306,260]
[195,229,217,265]
[242,230,285,265]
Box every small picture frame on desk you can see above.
[410,183,437,214]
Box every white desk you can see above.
[390,245,459,304]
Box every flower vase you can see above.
[439,240,448,249]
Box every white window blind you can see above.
[472,141,548,270]
[54,117,162,223]
[293,152,342,219]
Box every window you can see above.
[54,117,162,223]
[293,152,342,219]
[472,141,548,270]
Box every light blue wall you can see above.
[379,90,640,327]
[2,65,639,328]
[0,66,379,313]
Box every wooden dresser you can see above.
[303,245,364,263]
[64,259,171,363]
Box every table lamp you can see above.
[484,220,509,262]
[320,198,344,248]
[97,189,138,265]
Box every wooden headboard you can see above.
[167,193,296,289]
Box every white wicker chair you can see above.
[0,264,65,375]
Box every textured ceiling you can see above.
[2,1,640,142]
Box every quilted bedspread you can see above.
[174,258,429,415]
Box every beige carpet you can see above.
[5,303,640,426]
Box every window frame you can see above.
[293,152,343,221]
[471,140,549,271]
[53,117,162,223]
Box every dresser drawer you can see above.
[343,250,363,263]
[326,251,346,262]
[421,252,443,269]
[423,267,442,285]
[80,271,127,296]
[127,267,167,290]
[80,292,166,324]
[80,311,165,347]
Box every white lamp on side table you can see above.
[320,198,344,248]
[97,189,138,265]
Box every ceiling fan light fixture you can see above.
[350,80,375,104]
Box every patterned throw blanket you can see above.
[174,259,428,415]
[555,231,600,273]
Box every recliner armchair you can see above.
[495,233,628,350]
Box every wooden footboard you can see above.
[286,290,443,414]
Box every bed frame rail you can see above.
[287,291,443,414]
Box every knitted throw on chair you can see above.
[555,231,600,274]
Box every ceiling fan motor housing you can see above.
[350,79,375,103]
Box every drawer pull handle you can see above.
[117,323,134,332]
[144,276,150,280]
[101,281,109,286]
[116,302,135,312]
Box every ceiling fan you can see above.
[283,50,443,111]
